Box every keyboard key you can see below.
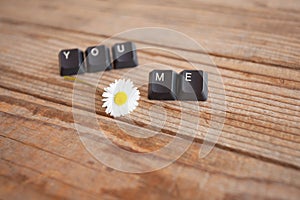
[59,48,84,76]
[85,45,112,72]
[178,70,208,101]
[148,70,177,100]
[112,42,138,69]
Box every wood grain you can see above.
[0,0,299,199]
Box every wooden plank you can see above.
[0,0,299,69]
[0,87,300,199]
[0,19,299,169]
[0,0,299,198]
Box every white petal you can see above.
[101,79,140,117]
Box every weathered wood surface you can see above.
[0,0,299,199]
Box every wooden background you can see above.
[0,0,299,199]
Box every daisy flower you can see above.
[102,79,140,117]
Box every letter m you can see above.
[155,72,164,81]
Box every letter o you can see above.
[91,48,99,56]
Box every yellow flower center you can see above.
[114,92,128,106]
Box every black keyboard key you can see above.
[112,42,138,69]
[178,70,208,101]
[85,45,112,72]
[148,70,177,100]
[59,48,84,76]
